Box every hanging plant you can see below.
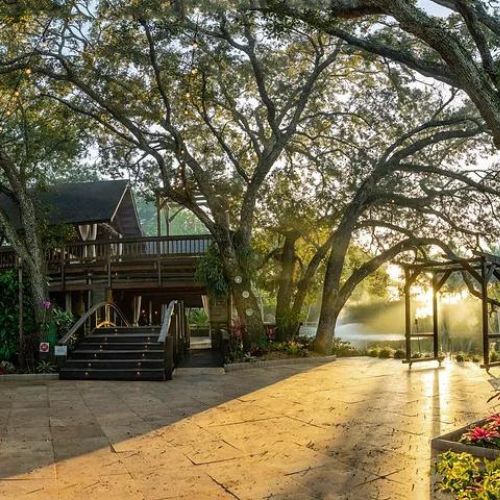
[195,244,229,298]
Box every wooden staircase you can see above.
[57,301,189,382]
[59,327,167,381]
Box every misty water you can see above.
[298,297,496,353]
[300,323,405,346]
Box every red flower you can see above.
[463,425,500,443]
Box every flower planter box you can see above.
[431,418,500,460]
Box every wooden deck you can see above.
[0,235,212,291]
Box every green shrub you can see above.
[268,340,308,357]
[378,346,394,359]
[455,352,468,362]
[331,339,361,357]
[394,349,406,359]
[0,270,36,363]
[435,451,500,499]
[490,351,500,362]
[471,354,481,363]
[367,347,379,357]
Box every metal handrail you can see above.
[158,300,178,344]
[58,301,130,346]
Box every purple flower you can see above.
[40,300,52,310]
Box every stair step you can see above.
[96,327,160,334]
[77,342,162,351]
[70,349,164,360]
[63,359,164,369]
[89,333,160,341]
[59,368,166,381]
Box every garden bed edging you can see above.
[0,373,59,382]
[224,354,337,372]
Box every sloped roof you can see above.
[0,180,135,230]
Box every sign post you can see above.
[54,345,68,368]
[39,342,50,362]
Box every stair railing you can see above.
[58,302,130,347]
[159,300,189,379]
[159,300,176,380]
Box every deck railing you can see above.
[0,248,16,269]
[0,234,212,271]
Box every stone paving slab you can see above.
[0,358,497,499]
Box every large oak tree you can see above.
[259,0,500,148]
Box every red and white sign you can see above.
[39,342,50,353]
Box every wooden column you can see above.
[156,192,161,237]
[481,258,490,368]
[65,292,72,313]
[432,273,439,359]
[18,259,24,369]
[404,267,411,362]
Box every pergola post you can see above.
[481,258,490,368]
[432,273,439,359]
[404,267,411,362]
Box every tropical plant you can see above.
[35,360,56,374]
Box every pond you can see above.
[300,322,438,351]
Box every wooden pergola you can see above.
[402,251,500,370]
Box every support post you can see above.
[156,192,161,237]
[18,259,24,370]
[404,268,411,363]
[432,273,439,359]
[481,258,490,368]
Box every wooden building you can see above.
[0,180,228,380]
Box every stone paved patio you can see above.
[0,358,498,499]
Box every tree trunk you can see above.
[17,194,48,325]
[275,232,299,341]
[314,306,340,353]
[214,229,265,348]
[24,261,48,325]
[314,230,352,353]
[230,279,264,348]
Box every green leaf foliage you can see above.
[436,451,500,499]
[195,244,229,299]
[0,270,35,362]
